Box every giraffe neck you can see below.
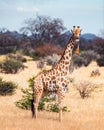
[54,34,76,73]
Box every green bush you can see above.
[0,77,17,96]
[16,88,33,109]
[0,59,24,74]
[46,103,68,112]
[47,103,59,112]
[16,77,69,112]
[15,77,45,110]
[15,77,34,110]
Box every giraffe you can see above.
[31,26,81,121]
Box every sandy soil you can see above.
[0,61,104,130]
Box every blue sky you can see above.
[0,0,104,35]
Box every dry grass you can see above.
[0,55,7,62]
[0,60,104,130]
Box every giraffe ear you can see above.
[80,29,82,33]
[73,26,76,28]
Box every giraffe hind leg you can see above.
[58,88,65,122]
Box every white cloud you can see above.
[17,5,40,13]
[0,1,40,13]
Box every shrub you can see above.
[33,51,41,60]
[37,60,45,69]
[96,55,104,66]
[93,37,104,55]
[16,77,69,112]
[16,77,45,110]
[0,46,16,54]
[16,88,33,110]
[80,50,99,65]
[90,69,100,77]
[37,54,61,69]
[75,81,95,99]
[47,103,59,112]
[20,48,39,60]
[44,54,61,66]
[0,77,17,96]
[7,54,27,62]
[46,103,68,112]
[15,77,34,110]
[72,50,99,67]
[35,43,63,57]
[72,54,86,67]
[0,59,24,74]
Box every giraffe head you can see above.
[71,26,81,42]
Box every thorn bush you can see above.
[37,54,61,69]
[90,69,100,77]
[72,50,99,67]
[7,53,27,62]
[0,59,25,74]
[0,77,17,96]
[75,81,95,99]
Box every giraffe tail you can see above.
[31,87,35,117]
[31,99,35,117]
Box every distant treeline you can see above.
[0,15,104,58]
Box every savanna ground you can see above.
[0,57,104,130]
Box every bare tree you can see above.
[20,15,66,45]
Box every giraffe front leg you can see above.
[33,87,43,118]
[58,88,65,122]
